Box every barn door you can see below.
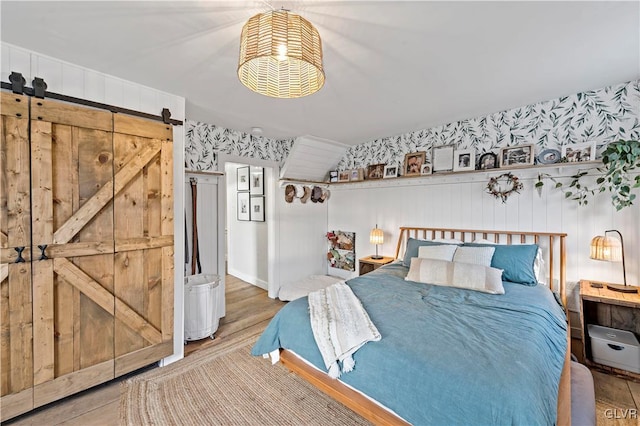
[0,92,34,420]
[29,98,116,407]
[113,114,174,376]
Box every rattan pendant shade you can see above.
[238,10,325,98]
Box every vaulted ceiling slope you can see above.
[1,1,638,146]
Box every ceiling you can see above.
[1,1,639,146]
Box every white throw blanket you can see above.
[308,282,381,378]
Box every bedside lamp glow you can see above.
[590,230,636,293]
[370,225,384,260]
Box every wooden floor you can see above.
[3,275,639,425]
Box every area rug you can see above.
[120,333,371,425]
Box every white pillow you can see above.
[453,246,495,267]
[417,244,458,261]
[406,258,505,294]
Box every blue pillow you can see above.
[402,238,451,267]
[464,243,539,285]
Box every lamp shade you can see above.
[370,228,384,245]
[238,10,325,99]
[590,235,622,262]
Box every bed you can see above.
[252,227,571,425]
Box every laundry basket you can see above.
[184,274,221,343]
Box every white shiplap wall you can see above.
[1,42,187,365]
[328,166,640,311]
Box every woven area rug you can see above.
[120,333,371,425]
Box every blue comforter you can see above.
[252,262,567,425]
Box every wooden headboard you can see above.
[394,227,567,307]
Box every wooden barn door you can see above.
[1,92,34,420]
[113,114,174,376]
[29,98,116,407]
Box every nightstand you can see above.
[579,279,640,380]
[359,256,395,276]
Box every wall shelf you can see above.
[185,169,225,177]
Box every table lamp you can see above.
[370,225,384,259]
[590,230,636,293]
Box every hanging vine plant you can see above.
[486,173,523,203]
[536,140,640,210]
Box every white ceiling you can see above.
[1,1,639,145]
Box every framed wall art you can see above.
[383,164,398,178]
[250,196,265,222]
[350,168,364,181]
[250,166,264,195]
[499,144,534,168]
[237,166,249,191]
[326,230,356,271]
[237,192,250,221]
[432,145,455,172]
[403,151,426,176]
[562,141,596,163]
[453,150,475,172]
[366,163,385,179]
[420,163,432,175]
[338,170,350,182]
[478,152,498,170]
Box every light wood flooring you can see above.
[3,275,639,425]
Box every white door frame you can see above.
[218,153,280,299]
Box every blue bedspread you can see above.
[252,262,567,425]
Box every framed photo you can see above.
[499,144,534,168]
[403,151,426,176]
[337,170,350,182]
[478,152,498,170]
[432,145,455,172]
[250,166,264,195]
[366,163,385,180]
[237,192,250,221]
[250,196,265,222]
[237,166,250,191]
[329,170,338,183]
[562,141,596,163]
[453,150,475,172]
[537,148,561,165]
[383,164,398,178]
[420,163,432,175]
[350,168,364,181]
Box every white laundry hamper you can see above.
[184,274,222,342]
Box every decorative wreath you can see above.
[486,173,523,203]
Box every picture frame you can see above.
[420,163,432,175]
[537,148,561,165]
[432,145,455,172]
[478,152,498,170]
[250,196,265,222]
[250,166,264,195]
[237,166,249,191]
[350,168,364,181]
[453,150,475,172]
[237,192,250,221]
[403,151,426,176]
[337,170,350,182]
[383,164,398,178]
[499,144,534,168]
[562,141,596,163]
[329,170,338,183]
[366,163,385,180]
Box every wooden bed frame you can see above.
[280,227,571,425]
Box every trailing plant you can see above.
[536,140,640,210]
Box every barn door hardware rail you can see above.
[2,71,183,126]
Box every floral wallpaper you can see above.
[184,121,295,171]
[337,80,640,171]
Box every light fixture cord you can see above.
[260,0,275,11]
[606,229,627,286]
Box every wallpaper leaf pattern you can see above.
[337,80,640,171]
[184,121,295,171]
[184,80,639,173]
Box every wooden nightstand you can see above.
[579,279,640,380]
[359,256,395,276]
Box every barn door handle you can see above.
[38,245,49,260]
[14,246,25,263]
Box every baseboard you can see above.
[228,268,268,290]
